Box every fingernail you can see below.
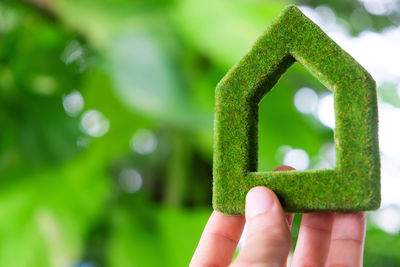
[246,187,275,219]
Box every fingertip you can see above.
[245,166,293,220]
[273,165,296,171]
[208,210,245,227]
[235,187,291,267]
[246,186,275,198]
[246,186,276,199]
[246,187,279,220]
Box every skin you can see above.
[191,166,366,267]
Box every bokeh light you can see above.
[80,110,110,137]
[397,83,400,97]
[316,93,335,129]
[63,90,84,117]
[283,148,310,170]
[294,87,319,114]
[118,169,143,193]
[2,1,400,265]
[358,0,399,16]
[130,129,157,155]
[370,206,400,234]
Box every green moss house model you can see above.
[213,5,381,215]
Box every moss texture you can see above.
[213,5,380,215]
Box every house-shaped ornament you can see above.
[213,5,380,215]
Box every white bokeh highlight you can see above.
[119,169,143,193]
[283,148,310,170]
[314,142,336,170]
[130,129,157,155]
[298,5,400,213]
[63,90,84,117]
[294,87,319,114]
[370,206,400,234]
[397,84,400,97]
[317,94,335,129]
[299,5,400,86]
[61,40,88,72]
[358,0,399,16]
[80,110,110,138]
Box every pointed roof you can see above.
[213,5,380,215]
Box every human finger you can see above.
[291,213,333,267]
[231,187,291,267]
[325,212,366,267]
[272,166,295,229]
[190,211,245,267]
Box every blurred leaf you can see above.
[172,0,288,68]
[364,224,400,266]
[107,205,209,267]
[1,0,400,266]
[378,83,400,107]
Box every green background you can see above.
[0,0,399,266]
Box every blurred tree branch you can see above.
[20,0,57,21]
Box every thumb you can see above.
[231,187,291,267]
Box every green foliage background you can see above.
[0,0,399,266]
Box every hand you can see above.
[190,166,366,267]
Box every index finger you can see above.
[190,211,245,267]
